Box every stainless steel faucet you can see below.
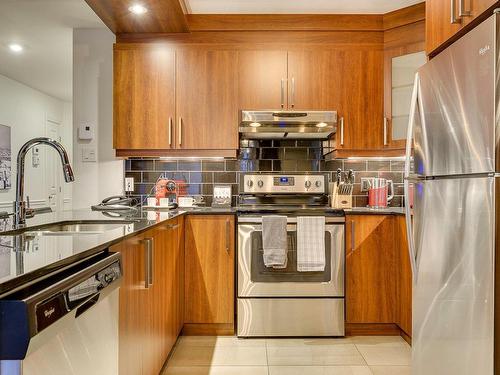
[14,137,75,226]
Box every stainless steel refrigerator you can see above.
[404,11,499,375]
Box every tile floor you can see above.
[162,336,411,375]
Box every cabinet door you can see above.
[287,50,344,111]
[470,0,497,18]
[238,50,288,110]
[396,216,412,337]
[159,218,184,358]
[346,215,397,323]
[176,49,239,150]
[114,45,176,150]
[426,0,463,55]
[184,215,235,324]
[385,50,426,150]
[147,228,169,375]
[341,50,385,151]
[115,236,147,375]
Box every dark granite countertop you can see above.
[0,204,402,297]
[0,206,238,296]
[344,207,405,216]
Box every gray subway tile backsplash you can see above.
[124,139,405,208]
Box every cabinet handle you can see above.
[351,220,355,251]
[340,117,344,146]
[168,117,172,146]
[225,219,230,253]
[458,0,471,17]
[280,79,285,109]
[383,117,388,146]
[290,77,295,109]
[143,238,154,289]
[451,0,461,23]
[178,117,182,146]
[167,223,179,230]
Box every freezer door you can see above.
[410,177,494,375]
[413,15,495,177]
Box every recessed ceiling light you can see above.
[249,122,261,128]
[8,43,23,53]
[128,4,148,14]
[316,122,328,128]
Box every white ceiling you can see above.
[185,0,422,14]
[0,0,105,102]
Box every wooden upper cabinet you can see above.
[238,50,288,110]
[426,0,496,55]
[287,50,344,111]
[176,49,239,150]
[184,215,235,325]
[345,215,397,323]
[114,45,175,150]
[340,50,385,152]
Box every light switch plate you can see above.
[82,147,97,162]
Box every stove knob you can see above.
[257,180,264,188]
[247,180,254,188]
[315,181,322,188]
[305,180,312,188]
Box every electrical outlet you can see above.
[125,177,134,192]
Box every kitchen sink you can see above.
[3,221,135,236]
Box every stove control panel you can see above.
[243,174,325,194]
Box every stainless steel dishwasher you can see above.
[0,251,122,375]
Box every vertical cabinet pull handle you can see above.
[383,117,388,146]
[351,220,355,251]
[225,219,230,253]
[143,238,154,288]
[458,0,471,17]
[340,117,345,146]
[168,117,172,146]
[178,117,182,146]
[451,0,461,23]
[280,79,285,109]
[291,77,295,109]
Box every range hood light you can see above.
[316,122,328,128]
[249,122,261,127]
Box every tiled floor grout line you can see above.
[354,343,370,366]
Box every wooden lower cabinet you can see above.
[112,234,145,375]
[345,214,412,339]
[346,215,397,323]
[115,217,184,375]
[184,215,235,332]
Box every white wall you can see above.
[73,28,123,209]
[0,73,72,213]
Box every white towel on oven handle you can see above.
[297,216,326,272]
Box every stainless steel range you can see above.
[237,173,345,337]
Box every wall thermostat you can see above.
[78,123,94,140]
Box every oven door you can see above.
[237,216,344,297]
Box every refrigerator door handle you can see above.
[404,179,418,284]
[404,73,420,284]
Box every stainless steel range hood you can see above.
[239,110,337,140]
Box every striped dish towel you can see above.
[297,216,326,272]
